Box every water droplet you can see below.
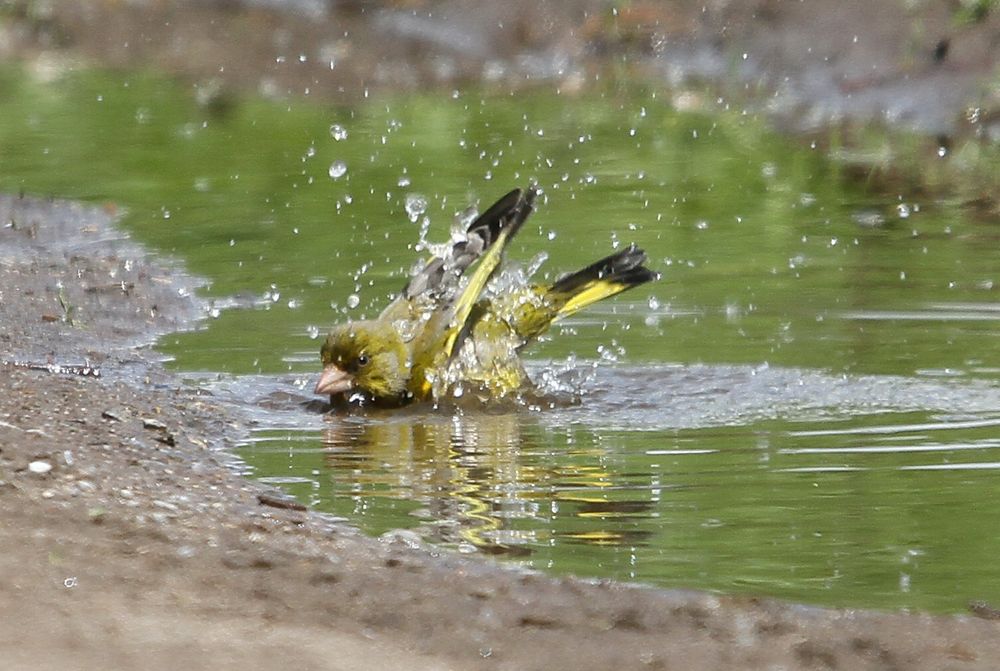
[853,211,885,228]
[937,145,947,157]
[398,175,411,188]
[597,344,619,363]
[897,203,911,218]
[648,296,660,310]
[330,124,348,141]
[404,194,428,223]
[346,293,360,309]
[328,160,347,179]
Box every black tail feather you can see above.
[549,244,658,296]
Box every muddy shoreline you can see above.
[3,199,1000,670]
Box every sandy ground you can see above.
[2,2,1000,669]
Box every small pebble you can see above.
[28,460,52,475]
[258,491,307,511]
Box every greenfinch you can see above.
[315,186,658,406]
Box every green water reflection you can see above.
[2,67,999,612]
[248,405,1000,611]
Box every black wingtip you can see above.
[404,186,539,299]
[466,186,536,242]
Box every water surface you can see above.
[2,67,999,611]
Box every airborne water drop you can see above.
[328,160,348,179]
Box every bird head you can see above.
[315,321,410,404]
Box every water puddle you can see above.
[186,361,1000,612]
[2,65,999,612]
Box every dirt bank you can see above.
[3,198,1000,670]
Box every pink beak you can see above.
[314,365,353,396]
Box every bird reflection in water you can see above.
[318,410,656,555]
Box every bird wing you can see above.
[439,187,535,360]
[404,187,536,398]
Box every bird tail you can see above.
[545,244,659,320]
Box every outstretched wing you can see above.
[402,186,536,398]
[401,187,532,301]
[438,187,535,360]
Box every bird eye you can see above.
[357,354,370,366]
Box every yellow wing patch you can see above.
[556,279,633,320]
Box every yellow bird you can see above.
[315,186,658,406]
